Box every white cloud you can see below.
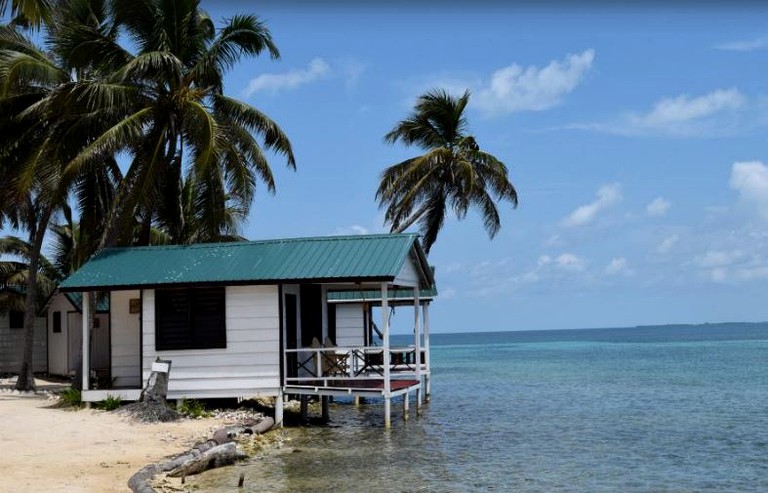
[543,234,564,248]
[656,234,679,254]
[637,89,744,127]
[730,161,768,219]
[334,225,369,235]
[694,249,744,269]
[339,59,366,91]
[646,197,671,217]
[715,35,768,52]
[243,57,331,97]
[563,183,622,227]
[568,88,747,137]
[475,50,594,116]
[555,253,586,272]
[604,257,633,276]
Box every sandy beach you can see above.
[0,389,228,493]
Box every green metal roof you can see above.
[327,286,437,304]
[64,292,110,312]
[59,234,434,291]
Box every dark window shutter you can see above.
[52,311,62,333]
[155,287,226,350]
[9,310,24,329]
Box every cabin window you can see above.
[52,311,61,333]
[9,311,24,329]
[155,287,226,351]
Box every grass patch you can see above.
[177,398,212,418]
[58,387,83,408]
[96,394,122,411]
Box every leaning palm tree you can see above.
[59,0,295,246]
[376,89,518,253]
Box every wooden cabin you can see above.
[0,303,46,374]
[58,234,435,427]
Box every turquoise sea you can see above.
[196,323,768,492]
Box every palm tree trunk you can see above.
[15,205,54,391]
[391,202,431,234]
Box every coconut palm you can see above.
[59,0,295,246]
[0,0,53,29]
[2,0,295,389]
[0,235,59,313]
[376,89,518,254]
[0,21,77,390]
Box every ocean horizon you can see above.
[195,321,768,492]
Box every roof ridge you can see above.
[99,233,419,253]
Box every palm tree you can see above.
[0,0,53,29]
[2,0,295,390]
[0,21,76,390]
[59,0,296,247]
[0,235,59,314]
[376,89,518,254]
[0,3,121,390]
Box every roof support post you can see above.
[82,291,90,397]
[414,286,422,414]
[382,282,391,429]
[423,303,431,402]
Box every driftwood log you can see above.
[167,442,246,477]
[128,417,275,493]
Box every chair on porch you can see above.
[321,337,349,377]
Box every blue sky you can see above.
[10,2,768,333]
[205,3,768,332]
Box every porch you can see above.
[284,344,429,398]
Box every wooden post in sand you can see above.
[81,292,90,408]
[274,390,284,428]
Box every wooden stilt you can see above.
[403,391,409,421]
[321,396,330,423]
[423,303,431,403]
[382,282,391,429]
[416,387,422,416]
[353,396,360,407]
[300,396,308,422]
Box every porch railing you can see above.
[284,345,428,387]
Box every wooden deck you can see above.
[284,378,421,398]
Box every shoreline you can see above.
[0,390,232,492]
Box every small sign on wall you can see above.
[129,298,141,314]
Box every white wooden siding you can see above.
[47,294,74,375]
[335,304,365,347]
[394,254,420,287]
[0,313,46,373]
[142,285,281,399]
[110,290,141,387]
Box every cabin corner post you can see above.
[423,303,431,402]
[382,282,391,429]
[414,287,422,414]
[82,291,90,403]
